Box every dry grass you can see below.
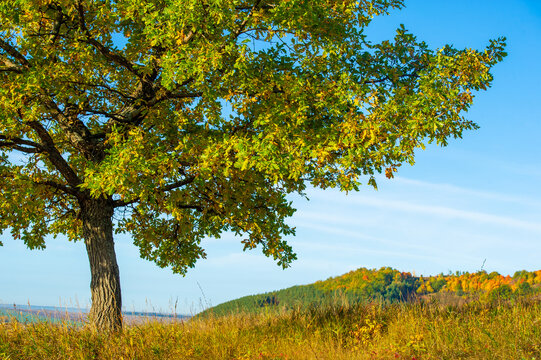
[1,299,540,359]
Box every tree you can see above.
[0,0,505,331]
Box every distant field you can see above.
[0,304,189,326]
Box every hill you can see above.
[203,267,541,316]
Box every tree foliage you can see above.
[0,1,505,280]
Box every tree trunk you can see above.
[81,197,122,331]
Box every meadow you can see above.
[1,297,540,360]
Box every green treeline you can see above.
[204,267,541,316]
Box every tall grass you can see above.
[1,298,540,359]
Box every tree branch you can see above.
[47,4,65,44]
[64,79,134,101]
[0,142,41,153]
[112,175,196,208]
[0,67,22,73]
[161,176,196,192]
[33,179,79,196]
[161,91,203,101]
[235,3,276,11]
[232,0,263,40]
[0,135,43,150]
[25,119,82,187]
[0,57,24,73]
[0,38,30,68]
[76,1,141,78]
[112,198,139,208]
[36,94,103,161]
[176,204,204,212]
[362,72,420,85]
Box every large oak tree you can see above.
[0,0,505,331]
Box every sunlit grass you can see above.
[1,298,540,359]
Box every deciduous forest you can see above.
[205,267,541,315]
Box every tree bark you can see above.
[81,197,122,331]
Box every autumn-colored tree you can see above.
[0,0,505,331]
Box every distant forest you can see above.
[203,267,541,316]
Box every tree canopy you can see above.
[0,0,505,330]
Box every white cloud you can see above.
[303,184,541,234]
[394,177,541,208]
[292,220,425,251]
[347,196,541,233]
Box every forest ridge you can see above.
[206,267,541,315]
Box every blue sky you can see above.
[1,0,540,314]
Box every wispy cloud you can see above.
[346,196,541,233]
[291,220,424,251]
[394,177,541,208]
[291,211,380,229]
[290,220,484,263]
[304,183,541,234]
[293,237,447,262]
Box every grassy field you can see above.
[1,298,540,360]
